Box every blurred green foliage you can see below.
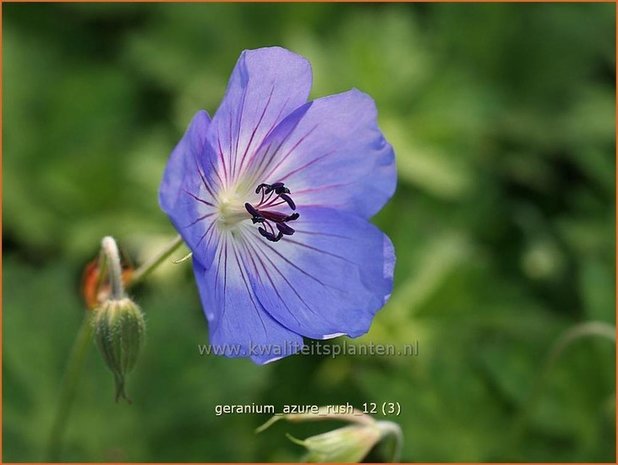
[3,3,615,462]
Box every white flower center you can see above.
[217,190,250,229]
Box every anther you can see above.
[276,223,295,236]
[245,203,260,217]
[258,227,283,242]
[279,193,296,210]
[246,182,299,243]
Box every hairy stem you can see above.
[101,236,124,299]
[46,315,93,461]
[127,235,184,289]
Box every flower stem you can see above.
[101,236,124,299]
[377,420,403,462]
[46,314,93,461]
[126,235,185,289]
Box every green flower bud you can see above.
[93,297,145,402]
[257,407,403,462]
[287,424,382,463]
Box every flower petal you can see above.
[207,47,312,186]
[237,207,395,340]
[192,237,304,364]
[159,110,222,270]
[247,89,396,219]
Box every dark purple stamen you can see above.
[255,183,270,194]
[244,203,260,217]
[245,182,299,242]
[278,193,296,210]
[276,222,295,236]
[273,183,290,195]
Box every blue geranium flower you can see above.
[159,47,396,363]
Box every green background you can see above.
[3,3,616,462]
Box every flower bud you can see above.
[257,407,403,462]
[287,424,382,463]
[93,297,145,402]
